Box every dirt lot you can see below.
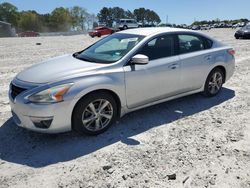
[0,29,250,188]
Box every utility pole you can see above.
[166,15,169,25]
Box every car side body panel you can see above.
[124,55,181,109]
[9,28,235,133]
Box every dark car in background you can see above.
[235,24,250,39]
[89,27,114,38]
[18,31,40,37]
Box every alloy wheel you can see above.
[208,72,223,94]
[82,99,113,132]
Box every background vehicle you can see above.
[18,31,39,37]
[235,24,250,39]
[88,27,114,37]
[0,21,16,37]
[232,23,239,29]
[201,25,211,30]
[9,28,235,135]
[115,19,140,30]
[192,25,201,30]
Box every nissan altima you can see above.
[9,27,235,135]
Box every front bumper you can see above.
[9,91,78,134]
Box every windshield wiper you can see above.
[73,54,97,63]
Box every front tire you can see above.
[203,68,224,97]
[72,92,117,135]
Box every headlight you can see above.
[28,83,74,103]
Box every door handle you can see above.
[168,64,179,69]
[204,55,212,61]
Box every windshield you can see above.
[241,25,250,30]
[75,33,144,64]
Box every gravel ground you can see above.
[0,29,250,188]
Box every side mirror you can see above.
[131,54,149,65]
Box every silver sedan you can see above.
[9,27,235,135]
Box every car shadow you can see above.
[0,88,235,168]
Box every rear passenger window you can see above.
[178,35,205,54]
[138,35,175,60]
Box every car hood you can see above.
[16,54,107,84]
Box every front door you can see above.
[124,34,182,109]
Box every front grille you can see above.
[11,83,27,99]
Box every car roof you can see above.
[118,27,197,37]
[119,19,135,21]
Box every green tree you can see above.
[111,7,125,20]
[125,10,134,19]
[69,6,87,30]
[39,13,51,32]
[149,10,161,25]
[0,2,19,26]
[97,7,113,26]
[50,7,71,31]
[93,21,98,28]
[18,11,41,31]
[134,8,161,25]
[134,8,146,24]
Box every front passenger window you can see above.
[138,35,175,60]
[178,35,205,54]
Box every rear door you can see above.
[126,20,133,28]
[177,34,213,92]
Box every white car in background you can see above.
[116,19,140,30]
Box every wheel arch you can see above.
[71,89,122,129]
[202,65,227,91]
[212,65,226,83]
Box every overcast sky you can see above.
[3,0,250,24]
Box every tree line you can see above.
[2,1,247,33]
[0,2,96,32]
[0,2,161,32]
[192,18,249,26]
[97,7,161,27]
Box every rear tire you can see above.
[72,92,117,135]
[203,68,224,97]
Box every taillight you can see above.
[228,49,235,56]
